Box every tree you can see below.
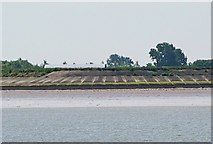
[107,54,134,67]
[1,58,34,69]
[192,59,213,68]
[149,42,187,66]
[0,58,43,77]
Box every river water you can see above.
[1,89,211,142]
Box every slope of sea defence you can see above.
[1,69,212,90]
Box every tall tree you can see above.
[107,54,134,67]
[149,42,187,66]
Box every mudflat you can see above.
[1,88,211,108]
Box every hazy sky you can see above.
[2,2,211,66]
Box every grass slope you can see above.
[1,80,212,87]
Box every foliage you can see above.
[146,63,156,68]
[107,54,134,67]
[0,58,55,77]
[1,58,34,69]
[0,43,212,77]
[192,59,213,68]
[149,42,187,67]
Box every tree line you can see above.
[0,42,212,77]
[106,42,211,68]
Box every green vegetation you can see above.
[106,54,135,67]
[1,58,212,77]
[191,59,213,68]
[0,58,57,77]
[149,42,187,67]
[0,42,212,77]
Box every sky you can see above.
[1,2,211,66]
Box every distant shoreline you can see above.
[1,83,212,90]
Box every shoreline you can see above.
[2,88,211,108]
[1,83,212,90]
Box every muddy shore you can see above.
[2,88,211,108]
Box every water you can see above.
[3,107,211,142]
[2,89,211,142]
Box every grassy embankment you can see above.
[1,59,212,87]
[2,80,212,87]
[1,62,212,77]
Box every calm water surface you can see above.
[2,89,211,142]
[3,107,211,142]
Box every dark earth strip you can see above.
[1,83,212,90]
